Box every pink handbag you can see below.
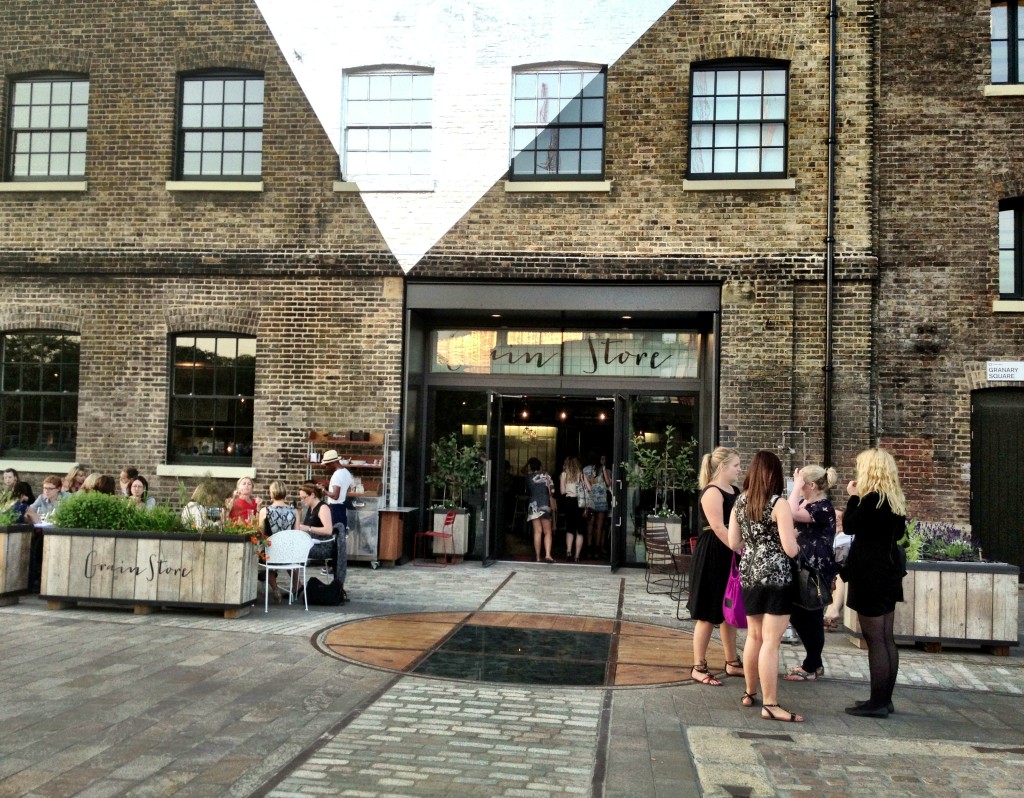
[722,553,747,628]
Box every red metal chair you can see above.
[414,510,456,566]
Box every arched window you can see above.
[169,334,255,464]
[5,73,89,180]
[0,330,79,457]
[999,197,1023,298]
[688,60,788,179]
[510,64,606,180]
[176,70,264,179]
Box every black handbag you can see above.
[792,557,832,611]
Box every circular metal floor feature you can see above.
[318,611,728,687]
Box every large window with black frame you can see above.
[510,65,606,180]
[169,334,255,464]
[176,70,264,179]
[992,0,1024,84]
[5,74,89,180]
[688,59,788,179]
[1000,197,1023,299]
[0,331,79,457]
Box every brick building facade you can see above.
[1,0,1021,568]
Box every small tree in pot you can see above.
[425,433,486,509]
[624,425,698,518]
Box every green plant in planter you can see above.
[425,432,486,509]
[0,489,20,526]
[622,425,698,518]
[900,519,981,562]
[50,491,194,534]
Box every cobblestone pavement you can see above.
[0,561,1021,797]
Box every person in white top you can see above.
[320,449,352,586]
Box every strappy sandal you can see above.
[782,666,824,681]
[761,703,804,722]
[690,661,722,686]
[724,659,745,678]
[741,691,759,707]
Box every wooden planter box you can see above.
[40,528,259,619]
[843,560,1020,655]
[0,525,34,605]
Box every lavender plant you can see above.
[901,520,980,562]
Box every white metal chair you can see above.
[259,529,315,612]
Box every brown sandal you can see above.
[690,661,722,686]
[724,659,745,678]
[741,691,759,707]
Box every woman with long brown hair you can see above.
[728,450,801,722]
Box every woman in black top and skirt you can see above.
[842,447,907,718]
[686,447,744,685]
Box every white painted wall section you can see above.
[254,0,674,270]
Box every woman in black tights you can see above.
[841,448,907,718]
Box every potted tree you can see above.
[623,425,698,547]
[425,433,486,558]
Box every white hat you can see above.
[321,449,340,464]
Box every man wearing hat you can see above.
[320,450,353,587]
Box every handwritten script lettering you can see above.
[584,337,672,375]
[84,550,193,582]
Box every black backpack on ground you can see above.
[305,577,348,606]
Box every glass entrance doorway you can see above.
[427,389,699,568]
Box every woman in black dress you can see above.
[842,447,907,718]
[686,447,744,685]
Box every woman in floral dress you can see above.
[728,450,802,722]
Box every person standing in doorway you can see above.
[526,457,556,563]
[560,456,586,562]
[584,453,611,556]
[320,449,353,587]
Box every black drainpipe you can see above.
[823,0,839,468]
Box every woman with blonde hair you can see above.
[783,464,839,681]
[685,446,745,685]
[728,450,801,722]
[841,447,907,718]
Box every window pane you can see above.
[182,152,201,175]
[245,79,264,103]
[714,149,737,172]
[581,98,603,123]
[763,96,786,118]
[559,98,582,123]
[513,150,535,175]
[581,128,603,149]
[183,80,203,103]
[412,74,432,99]
[559,151,580,173]
[580,150,602,174]
[999,249,1016,294]
[242,151,261,175]
[717,71,739,94]
[514,99,536,125]
[223,104,244,126]
[182,104,202,127]
[51,106,70,128]
[992,41,1009,82]
[514,73,538,98]
[715,97,738,120]
[202,104,222,127]
[244,104,263,128]
[369,74,390,99]
[737,148,761,171]
[223,80,245,103]
[738,96,761,120]
[222,152,242,174]
[582,73,605,98]
[203,80,224,103]
[762,148,784,172]
[737,123,760,146]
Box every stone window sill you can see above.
[0,458,77,473]
[504,180,612,193]
[993,299,1024,312]
[0,181,87,192]
[984,84,1024,97]
[156,464,256,480]
[335,177,435,193]
[166,181,263,192]
[683,178,796,191]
